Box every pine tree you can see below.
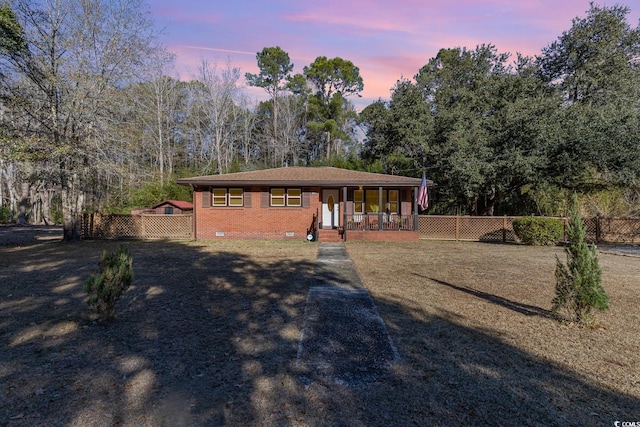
[553,194,609,325]
[84,247,134,320]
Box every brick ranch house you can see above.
[177,166,433,242]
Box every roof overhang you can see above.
[177,167,433,188]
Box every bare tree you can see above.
[192,60,243,174]
[1,0,160,240]
[274,94,306,166]
[123,51,180,184]
[234,94,257,165]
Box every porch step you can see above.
[317,228,343,243]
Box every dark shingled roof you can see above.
[177,167,432,188]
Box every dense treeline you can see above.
[362,4,640,216]
[0,1,639,239]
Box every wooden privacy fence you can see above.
[82,213,192,240]
[419,215,640,244]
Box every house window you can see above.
[364,189,400,214]
[388,190,399,214]
[365,190,380,213]
[354,190,364,214]
[287,189,301,206]
[212,188,244,207]
[212,189,227,206]
[164,207,174,214]
[271,188,285,206]
[229,188,244,206]
[271,188,301,207]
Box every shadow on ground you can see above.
[1,239,321,425]
[0,225,63,246]
[1,237,638,426]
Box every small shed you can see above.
[149,200,193,215]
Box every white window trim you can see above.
[286,189,301,207]
[270,188,301,207]
[212,188,244,207]
[228,188,244,206]
[354,189,364,214]
[270,188,285,206]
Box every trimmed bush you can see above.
[513,217,563,246]
[84,246,133,320]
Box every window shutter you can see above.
[201,188,211,208]
[303,190,310,208]
[244,188,252,207]
[261,188,269,207]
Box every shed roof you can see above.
[152,200,194,210]
[177,167,432,188]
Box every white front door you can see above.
[322,189,340,228]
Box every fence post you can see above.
[595,216,601,243]
[81,213,93,239]
[503,216,507,243]
[455,215,460,241]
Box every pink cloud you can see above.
[154,0,640,107]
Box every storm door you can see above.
[321,189,340,228]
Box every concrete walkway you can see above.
[296,243,399,386]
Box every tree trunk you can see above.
[0,159,4,212]
[41,186,52,225]
[62,173,84,241]
[17,182,29,225]
[30,184,41,224]
[2,161,18,223]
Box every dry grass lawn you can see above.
[347,241,640,425]
[1,231,638,426]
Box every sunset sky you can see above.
[150,1,640,108]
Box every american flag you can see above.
[418,172,429,210]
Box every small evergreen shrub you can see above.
[553,194,609,325]
[513,217,563,246]
[0,206,11,223]
[84,246,134,320]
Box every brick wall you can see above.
[193,186,420,242]
[194,186,322,240]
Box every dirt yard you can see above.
[1,229,638,426]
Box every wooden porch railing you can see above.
[344,213,416,231]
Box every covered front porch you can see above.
[317,185,422,242]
